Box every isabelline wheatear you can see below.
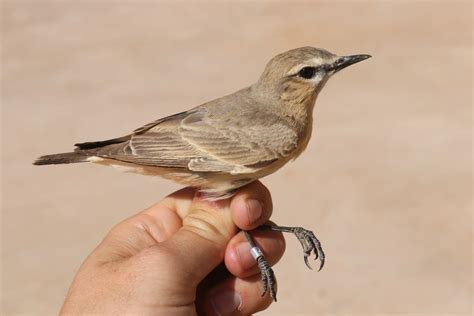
[35,47,371,300]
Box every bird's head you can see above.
[255,47,371,104]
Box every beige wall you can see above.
[1,1,472,315]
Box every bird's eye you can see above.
[297,67,317,79]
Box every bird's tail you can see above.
[33,152,88,165]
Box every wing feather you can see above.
[93,107,298,173]
[179,110,298,171]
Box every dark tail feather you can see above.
[33,152,88,165]
[74,135,130,150]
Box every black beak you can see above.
[331,54,371,72]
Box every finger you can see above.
[201,274,274,315]
[230,181,273,230]
[92,187,196,262]
[225,225,285,278]
[157,186,196,219]
[155,194,238,286]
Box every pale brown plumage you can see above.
[34,46,371,199]
[34,46,371,301]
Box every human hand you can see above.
[60,181,285,315]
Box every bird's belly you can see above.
[92,155,294,199]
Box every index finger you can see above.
[230,181,273,231]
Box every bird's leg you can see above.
[260,225,325,271]
[243,230,277,302]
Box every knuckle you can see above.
[182,208,234,248]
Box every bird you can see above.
[34,46,371,301]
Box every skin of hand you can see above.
[60,181,285,315]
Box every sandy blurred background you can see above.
[1,1,472,315]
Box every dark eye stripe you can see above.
[297,67,316,79]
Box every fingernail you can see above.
[246,198,263,224]
[211,290,241,316]
[236,242,256,269]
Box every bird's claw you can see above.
[256,254,277,301]
[292,227,325,271]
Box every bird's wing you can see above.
[178,109,298,173]
[93,108,299,174]
[91,110,199,169]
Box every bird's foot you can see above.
[255,251,277,301]
[244,231,277,301]
[261,225,325,271]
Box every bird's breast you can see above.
[292,115,314,160]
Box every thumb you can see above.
[159,196,238,286]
